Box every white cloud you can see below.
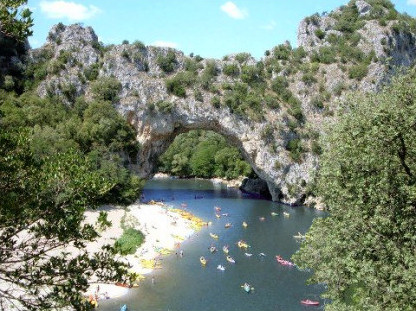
[407,0,416,5]
[151,41,178,49]
[40,1,101,21]
[220,2,248,19]
[261,20,276,30]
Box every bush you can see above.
[285,138,303,162]
[348,63,369,80]
[314,29,326,40]
[157,50,177,73]
[235,52,251,64]
[155,100,175,113]
[273,44,291,60]
[83,63,100,81]
[165,72,195,97]
[222,63,240,77]
[114,228,145,255]
[211,96,221,108]
[90,76,122,102]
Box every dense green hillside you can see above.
[158,130,253,179]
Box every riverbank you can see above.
[153,172,245,189]
[84,201,205,300]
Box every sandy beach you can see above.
[84,201,205,300]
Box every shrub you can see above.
[194,89,203,102]
[90,76,122,102]
[211,96,221,108]
[83,63,100,81]
[133,40,145,49]
[285,138,303,162]
[348,63,368,80]
[122,40,129,45]
[311,140,322,155]
[157,50,177,73]
[315,29,326,40]
[114,228,145,255]
[235,52,251,64]
[273,44,291,60]
[222,63,240,77]
[155,100,175,113]
[166,71,195,97]
[302,72,317,86]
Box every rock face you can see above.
[29,1,416,205]
[240,178,272,200]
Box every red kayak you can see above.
[275,255,295,266]
[300,299,320,306]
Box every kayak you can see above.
[241,283,254,293]
[209,233,219,239]
[209,246,217,253]
[283,212,290,217]
[120,304,127,311]
[226,255,235,264]
[237,240,250,249]
[200,256,207,266]
[242,221,248,228]
[300,299,320,306]
[217,264,225,271]
[244,253,253,257]
[225,222,232,228]
[275,255,295,266]
[215,213,221,219]
[293,232,306,239]
[271,212,279,216]
[222,245,229,254]
[214,206,221,212]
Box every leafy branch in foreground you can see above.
[293,69,416,311]
[0,131,130,310]
[0,0,33,41]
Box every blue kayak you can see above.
[120,304,127,311]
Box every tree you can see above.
[0,130,130,310]
[0,0,33,41]
[293,69,416,311]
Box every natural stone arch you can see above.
[129,96,311,203]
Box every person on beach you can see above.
[180,250,183,257]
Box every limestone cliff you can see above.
[26,0,416,204]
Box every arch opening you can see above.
[137,126,272,200]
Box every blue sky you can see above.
[26,0,416,59]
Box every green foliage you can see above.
[90,76,122,102]
[157,50,177,73]
[211,95,221,108]
[0,130,130,310]
[293,69,416,311]
[155,100,175,113]
[273,44,292,60]
[200,60,218,90]
[235,52,251,64]
[222,63,240,77]
[184,58,203,73]
[0,0,33,41]
[314,28,326,40]
[285,137,303,162]
[83,63,100,81]
[348,63,369,80]
[166,71,195,97]
[114,228,145,255]
[158,130,253,179]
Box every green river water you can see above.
[100,178,327,311]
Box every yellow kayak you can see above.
[200,256,207,266]
[242,221,248,228]
[237,240,250,249]
[210,233,219,240]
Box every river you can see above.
[100,178,327,311]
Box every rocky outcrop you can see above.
[240,178,272,200]
[28,1,416,205]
